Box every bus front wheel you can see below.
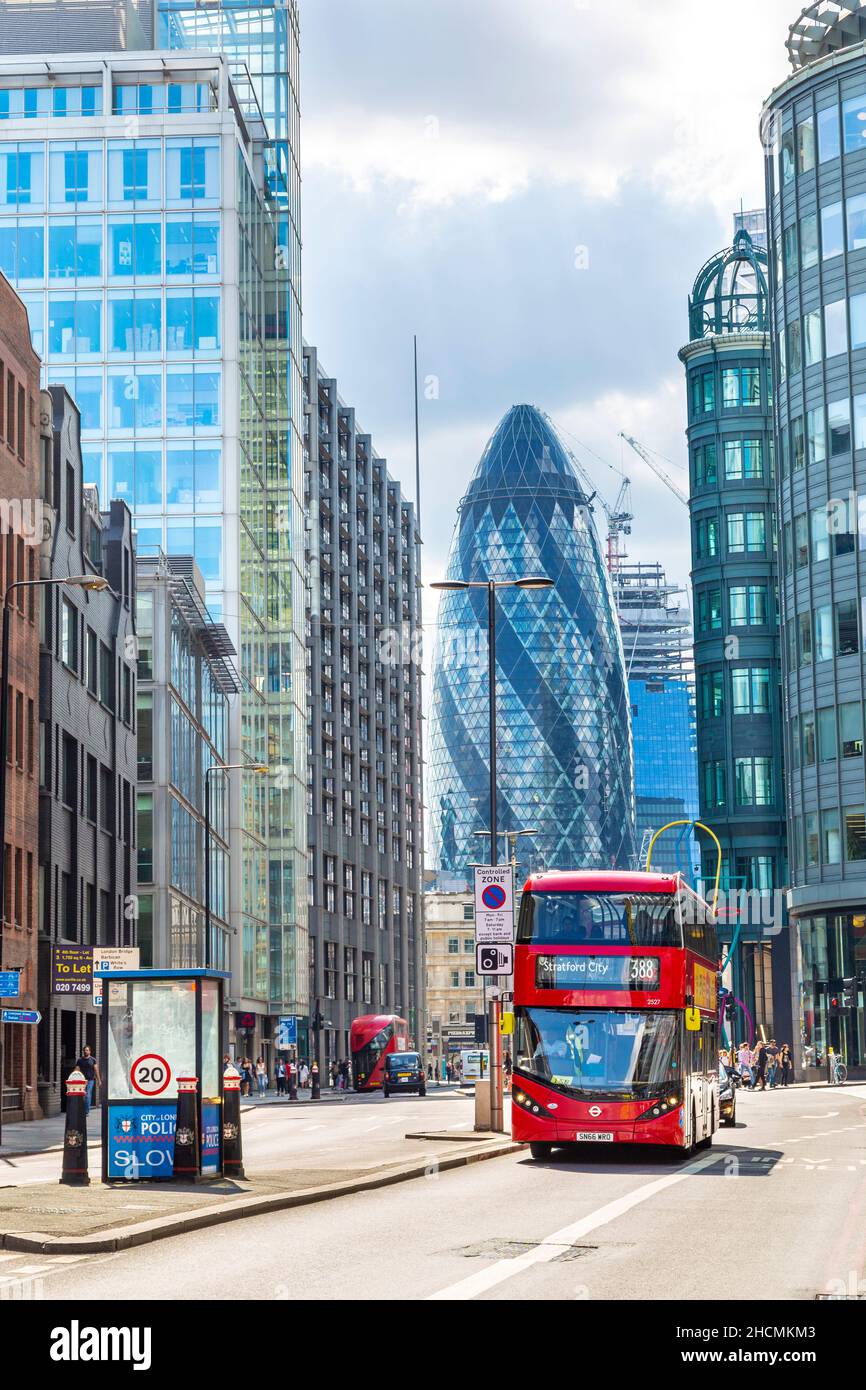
[529,1142,552,1161]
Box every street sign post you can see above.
[92,947,140,1006]
[476,942,514,976]
[1,1009,40,1024]
[473,866,515,943]
[0,970,21,998]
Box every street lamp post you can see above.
[430,574,552,1133]
[0,574,108,1144]
[203,762,268,971]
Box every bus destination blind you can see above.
[535,954,660,991]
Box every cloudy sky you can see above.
[299,0,796,606]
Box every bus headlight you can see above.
[512,1087,554,1119]
[636,1091,681,1123]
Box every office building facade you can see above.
[680,227,791,1046]
[429,403,636,879]
[303,346,424,1061]
[38,385,137,1113]
[135,550,238,972]
[0,38,307,1055]
[763,2,866,1074]
[615,562,699,874]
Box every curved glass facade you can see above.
[681,228,788,1038]
[763,33,866,1072]
[429,404,635,877]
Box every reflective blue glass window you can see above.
[108,367,162,431]
[165,138,219,205]
[0,89,50,120]
[164,216,220,277]
[194,519,221,581]
[0,222,14,278]
[843,90,866,154]
[0,144,45,208]
[166,291,192,351]
[166,518,194,555]
[107,141,161,206]
[134,523,163,557]
[166,445,194,506]
[73,371,103,433]
[166,367,220,429]
[48,217,102,281]
[0,218,44,283]
[108,292,161,353]
[109,444,162,509]
[194,446,221,506]
[108,217,161,278]
[48,142,102,207]
[81,448,103,488]
[166,369,193,428]
[47,293,101,358]
[20,292,43,355]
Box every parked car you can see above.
[719,1063,737,1127]
[382,1052,426,1098]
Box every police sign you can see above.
[473,865,515,944]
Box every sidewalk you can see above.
[0,1110,102,1158]
[0,1127,519,1254]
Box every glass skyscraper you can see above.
[615,562,699,874]
[0,3,308,1053]
[429,404,636,878]
[763,1,866,1075]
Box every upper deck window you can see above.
[517,891,683,949]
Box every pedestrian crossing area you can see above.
[0,1249,94,1294]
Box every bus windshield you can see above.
[517,891,683,948]
[516,1007,680,1099]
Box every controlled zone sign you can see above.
[130,1053,172,1097]
[473,866,515,944]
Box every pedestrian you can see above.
[275,1058,286,1096]
[299,1060,310,1089]
[753,1041,767,1091]
[427,1062,433,1081]
[765,1038,779,1089]
[339,1059,349,1091]
[75,1044,102,1115]
[446,1061,453,1083]
[736,1041,755,1088]
[256,1056,268,1096]
[779,1043,793,1086]
[504,1050,513,1083]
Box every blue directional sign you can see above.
[1,1009,40,1025]
[0,971,21,998]
[276,1016,297,1048]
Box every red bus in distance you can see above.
[512,870,720,1159]
[350,1014,410,1092]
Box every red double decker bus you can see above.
[350,1014,411,1092]
[512,870,720,1160]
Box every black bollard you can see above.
[60,1067,90,1187]
[310,1060,321,1101]
[288,1057,298,1102]
[222,1064,244,1179]
[172,1074,200,1181]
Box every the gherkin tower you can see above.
[429,404,636,876]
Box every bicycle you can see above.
[831,1058,848,1086]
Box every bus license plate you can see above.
[574,1131,615,1142]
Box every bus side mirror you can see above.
[685,1008,701,1032]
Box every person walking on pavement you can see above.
[275,1058,286,1096]
[752,1041,767,1091]
[255,1056,268,1096]
[299,1060,310,1090]
[765,1039,780,1089]
[76,1044,102,1115]
[339,1058,349,1091]
[504,1050,513,1084]
[737,1041,755,1088]
[779,1043,793,1086]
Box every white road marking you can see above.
[799,1112,839,1120]
[427,1150,722,1301]
[301,1124,324,1132]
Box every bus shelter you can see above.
[97,969,228,1182]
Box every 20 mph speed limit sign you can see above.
[130,1053,172,1097]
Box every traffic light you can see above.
[842,977,858,1010]
[829,993,850,1018]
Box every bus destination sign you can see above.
[535,954,660,992]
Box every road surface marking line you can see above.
[427,1150,721,1301]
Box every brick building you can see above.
[0,271,42,1121]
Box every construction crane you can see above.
[619,432,688,508]
[544,413,634,576]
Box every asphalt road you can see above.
[4,1083,866,1301]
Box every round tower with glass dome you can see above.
[680,228,788,1039]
